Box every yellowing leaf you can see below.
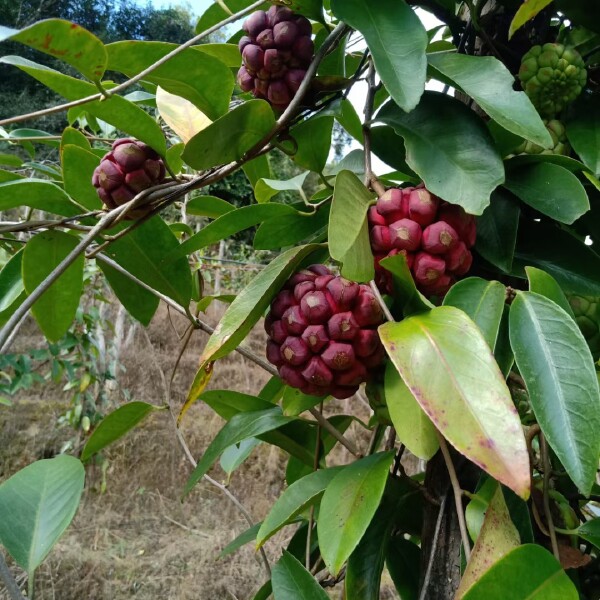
[156,86,212,143]
[178,361,214,426]
[509,0,554,39]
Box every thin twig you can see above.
[306,400,324,569]
[418,493,448,600]
[0,552,25,600]
[307,406,361,457]
[0,0,266,128]
[541,434,560,560]
[435,431,471,562]
[369,280,394,322]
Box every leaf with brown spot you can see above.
[380,306,530,498]
[0,19,107,81]
[456,483,520,598]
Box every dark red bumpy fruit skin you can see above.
[368,184,476,297]
[265,266,386,399]
[92,138,166,218]
[238,6,314,111]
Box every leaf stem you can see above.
[435,430,471,562]
[541,433,560,560]
[0,552,25,600]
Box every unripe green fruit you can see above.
[514,119,570,156]
[518,43,587,117]
[568,295,600,360]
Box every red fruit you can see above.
[413,252,446,286]
[292,36,314,63]
[238,36,252,53]
[268,80,292,105]
[368,205,387,226]
[282,305,308,335]
[300,291,332,324]
[326,277,359,310]
[267,5,294,25]
[244,10,268,37]
[335,363,367,387]
[331,386,359,399]
[390,218,421,251]
[301,357,333,387]
[363,345,386,368]
[264,49,285,74]
[301,324,329,352]
[437,204,476,247]
[270,289,295,319]
[256,27,275,49]
[445,241,469,273]
[284,69,306,94]
[353,290,384,327]
[242,44,264,73]
[294,15,312,36]
[408,187,438,226]
[420,274,454,297]
[92,138,166,216]
[376,188,404,218]
[327,312,359,341]
[280,336,310,366]
[274,21,299,47]
[266,271,384,396]
[371,226,393,252]
[279,365,306,389]
[321,342,355,371]
[422,221,459,254]
[354,329,380,357]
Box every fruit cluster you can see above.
[569,295,600,361]
[368,185,476,297]
[519,43,587,117]
[238,6,314,111]
[264,265,386,399]
[514,119,570,156]
[92,138,166,217]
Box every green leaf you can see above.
[566,97,600,177]
[462,544,579,600]
[0,179,81,217]
[0,56,166,154]
[255,173,309,204]
[22,230,84,342]
[331,0,427,112]
[0,169,23,183]
[182,100,275,170]
[0,249,25,314]
[197,244,320,365]
[243,154,272,189]
[0,153,23,167]
[385,538,420,600]
[504,163,589,224]
[0,19,107,80]
[254,206,329,251]
[81,402,163,462]
[285,0,324,21]
[281,386,326,417]
[219,438,261,477]
[380,307,530,498]
[103,216,192,307]
[513,221,600,295]
[385,361,438,460]
[339,215,375,282]
[475,189,520,272]
[509,291,600,495]
[60,126,91,152]
[525,266,574,317]
[106,41,233,121]
[346,479,410,600]
[318,452,394,576]
[0,455,84,572]
[257,467,342,548]
[443,277,506,349]
[290,116,333,173]
[428,53,552,148]
[456,483,520,598]
[173,203,297,259]
[0,396,12,407]
[272,551,329,600]
[219,522,262,559]
[379,253,433,316]
[186,195,234,218]
[329,170,374,268]
[98,260,159,326]
[377,93,504,214]
[578,518,600,550]
[196,0,269,33]
[62,145,102,210]
[182,407,293,497]
[509,0,554,39]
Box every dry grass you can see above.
[0,300,402,599]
